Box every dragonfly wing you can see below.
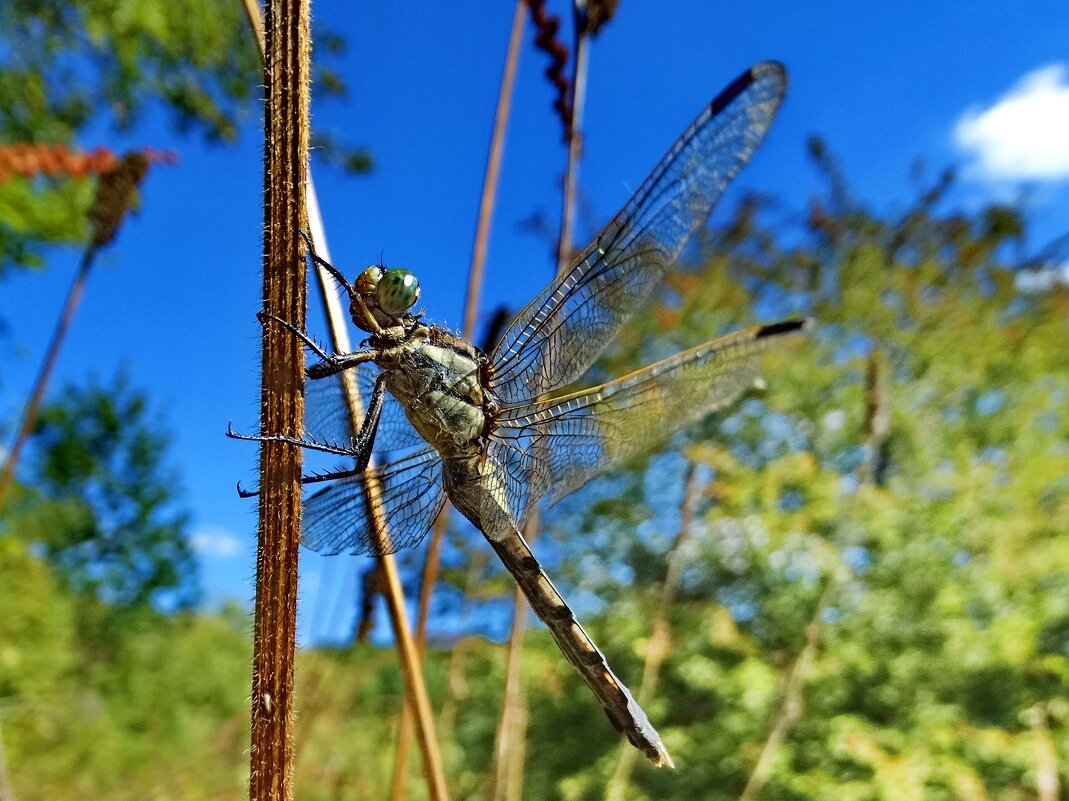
[302,445,446,556]
[490,319,809,517]
[489,63,787,405]
[304,364,424,456]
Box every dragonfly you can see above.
[231,62,808,768]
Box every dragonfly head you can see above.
[350,265,421,332]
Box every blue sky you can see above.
[3,0,1069,643]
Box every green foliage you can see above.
[8,373,197,607]
[0,0,254,269]
[531,150,1069,798]
[0,558,252,801]
[4,148,1068,799]
[0,0,260,144]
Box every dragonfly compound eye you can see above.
[377,268,421,315]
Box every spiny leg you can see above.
[256,309,379,380]
[228,373,388,497]
[298,231,354,297]
[256,310,333,362]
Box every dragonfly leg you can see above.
[329,370,387,473]
[256,310,333,361]
[306,349,379,380]
[256,309,380,379]
[299,231,354,297]
[226,423,362,457]
[227,373,387,497]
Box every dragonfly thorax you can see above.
[376,326,489,456]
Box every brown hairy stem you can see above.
[249,0,310,799]
[239,3,450,798]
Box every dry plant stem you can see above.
[493,15,592,797]
[0,151,150,506]
[0,717,15,801]
[737,577,836,801]
[859,348,891,487]
[737,627,818,801]
[303,90,453,801]
[437,549,492,734]
[1029,704,1059,801]
[238,2,450,796]
[388,507,446,801]
[250,0,310,799]
[604,462,701,801]
[240,0,266,52]
[0,245,94,508]
[392,5,526,798]
[738,350,873,800]
[490,518,534,801]
[461,0,526,337]
[305,84,451,801]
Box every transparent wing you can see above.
[489,63,787,406]
[304,365,424,455]
[487,319,808,527]
[302,446,446,556]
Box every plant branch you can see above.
[605,461,702,801]
[248,2,310,800]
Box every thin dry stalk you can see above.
[299,201,450,801]
[249,2,310,801]
[604,462,702,801]
[240,0,266,52]
[391,4,526,798]
[0,718,14,801]
[389,492,446,800]
[461,0,526,337]
[437,548,492,734]
[239,3,451,797]
[490,571,532,801]
[554,12,589,273]
[737,576,837,801]
[0,153,149,508]
[858,348,890,487]
[492,9,593,797]
[1029,704,1059,801]
[0,248,93,508]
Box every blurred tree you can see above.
[6,372,197,608]
[517,143,1069,799]
[2,138,1067,799]
[0,0,365,272]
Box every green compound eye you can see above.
[376,268,421,315]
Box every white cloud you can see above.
[1015,260,1069,293]
[190,525,242,559]
[955,64,1069,181]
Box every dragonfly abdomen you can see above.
[485,527,674,768]
[444,461,672,766]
